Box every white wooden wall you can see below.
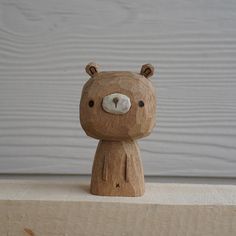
[0,0,235,176]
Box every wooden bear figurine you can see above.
[80,63,156,196]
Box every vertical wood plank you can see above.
[0,0,235,176]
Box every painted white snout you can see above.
[102,93,131,114]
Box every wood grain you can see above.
[0,0,236,176]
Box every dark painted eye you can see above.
[88,100,94,107]
[138,100,145,107]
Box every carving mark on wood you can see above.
[89,66,97,75]
[125,154,129,182]
[143,68,151,77]
[102,154,108,181]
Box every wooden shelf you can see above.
[0,177,235,236]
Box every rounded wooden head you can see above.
[80,63,157,141]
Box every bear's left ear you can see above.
[140,64,154,79]
[85,62,99,78]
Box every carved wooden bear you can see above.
[80,62,156,196]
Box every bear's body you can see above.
[80,63,156,196]
[91,140,144,196]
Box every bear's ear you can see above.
[140,64,154,79]
[85,62,99,78]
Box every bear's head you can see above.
[80,62,156,141]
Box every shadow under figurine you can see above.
[80,62,156,197]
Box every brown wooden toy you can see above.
[80,62,157,196]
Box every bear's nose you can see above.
[112,97,119,107]
[102,93,131,115]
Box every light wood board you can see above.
[0,0,236,176]
[0,178,235,236]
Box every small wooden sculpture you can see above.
[80,63,156,196]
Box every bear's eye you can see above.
[88,100,94,107]
[138,100,145,107]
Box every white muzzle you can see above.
[102,93,131,114]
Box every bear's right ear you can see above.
[85,62,99,78]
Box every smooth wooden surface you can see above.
[0,0,236,176]
[0,177,236,204]
[0,177,235,236]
